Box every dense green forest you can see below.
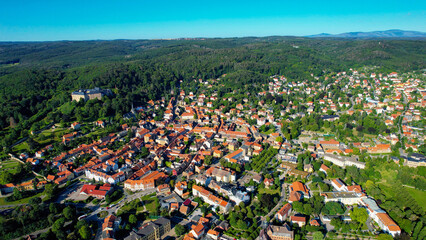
[0,37,425,149]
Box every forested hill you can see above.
[0,37,425,148]
[0,37,425,71]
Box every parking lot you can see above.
[56,181,85,203]
[64,186,89,202]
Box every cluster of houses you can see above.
[265,176,401,239]
[321,178,401,237]
[265,72,425,166]
[258,181,312,240]
[5,69,424,240]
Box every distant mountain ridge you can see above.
[307,29,426,38]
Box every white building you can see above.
[321,192,363,205]
[360,198,401,237]
[331,178,348,192]
[323,154,365,169]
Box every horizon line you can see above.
[1,29,425,43]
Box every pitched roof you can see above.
[290,215,306,222]
[290,181,309,195]
[277,203,292,217]
[288,191,302,202]
[320,164,330,171]
[320,139,340,145]
[376,213,401,232]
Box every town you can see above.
[0,68,425,240]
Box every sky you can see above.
[0,0,425,41]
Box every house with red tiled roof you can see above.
[223,149,244,163]
[331,178,347,191]
[124,171,167,192]
[289,181,310,199]
[213,150,223,158]
[207,229,220,240]
[55,170,74,185]
[368,144,391,154]
[206,166,236,183]
[71,122,81,130]
[319,164,329,175]
[264,223,294,240]
[157,184,171,194]
[192,185,231,213]
[288,191,302,203]
[174,181,188,196]
[47,175,56,181]
[275,203,292,222]
[190,223,206,239]
[26,158,39,165]
[102,215,121,239]
[95,120,105,128]
[320,139,340,149]
[376,213,401,237]
[290,215,307,227]
[80,183,112,199]
[62,132,78,144]
[264,178,274,189]
[310,218,321,226]
[347,185,363,194]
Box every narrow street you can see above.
[262,183,288,221]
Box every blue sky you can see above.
[0,0,425,41]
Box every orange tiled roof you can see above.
[290,181,309,195]
[376,213,401,232]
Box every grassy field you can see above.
[261,128,275,135]
[12,142,30,153]
[141,193,156,201]
[405,187,426,211]
[142,193,159,214]
[59,102,75,115]
[0,192,44,206]
[37,128,69,143]
[0,159,21,174]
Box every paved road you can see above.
[349,96,355,111]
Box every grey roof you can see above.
[154,217,171,226]
[191,215,201,223]
[217,220,230,230]
[334,178,345,187]
[321,115,340,120]
[124,231,140,240]
[322,191,361,199]
[268,224,293,238]
[361,197,385,213]
[410,153,426,161]
[136,222,157,237]
[72,91,86,95]
[160,193,184,204]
